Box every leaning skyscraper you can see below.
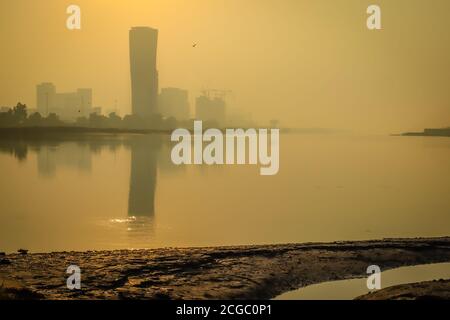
[129,27,159,117]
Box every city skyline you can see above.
[1,0,450,304]
[30,24,233,125]
[1,1,450,134]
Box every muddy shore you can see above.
[1,237,450,300]
[357,279,450,300]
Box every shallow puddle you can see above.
[274,262,450,300]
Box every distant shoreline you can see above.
[0,126,339,137]
[3,126,450,138]
[399,128,450,137]
[0,126,172,136]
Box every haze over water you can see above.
[1,133,449,253]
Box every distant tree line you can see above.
[0,103,190,130]
[0,103,62,127]
[76,112,180,130]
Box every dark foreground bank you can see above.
[1,237,450,300]
[356,279,450,300]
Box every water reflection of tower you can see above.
[127,135,160,217]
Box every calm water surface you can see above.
[274,262,450,300]
[1,133,450,252]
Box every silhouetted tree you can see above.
[145,113,164,130]
[164,116,177,130]
[13,103,27,123]
[0,101,184,130]
[45,113,62,126]
[0,103,28,127]
[0,110,12,127]
[123,114,145,129]
[108,112,122,128]
[26,112,43,126]
[89,112,108,128]
[76,116,88,127]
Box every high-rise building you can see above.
[36,83,92,120]
[196,95,226,126]
[77,88,92,116]
[36,82,56,116]
[159,87,190,120]
[129,27,159,117]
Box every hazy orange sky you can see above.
[0,0,449,133]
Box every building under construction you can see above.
[195,90,229,126]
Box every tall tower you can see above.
[129,27,159,117]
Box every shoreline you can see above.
[0,126,172,136]
[400,128,450,137]
[0,126,343,137]
[1,237,450,300]
[357,279,450,300]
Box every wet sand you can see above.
[1,237,450,300]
